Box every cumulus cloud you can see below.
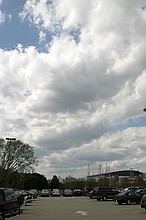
[0,0,146,178]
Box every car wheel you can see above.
[126,199,131,205]
[102,195,107,201]
[118,201,122,205]
[97,198,101,201]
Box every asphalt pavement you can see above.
[12,196,146,220]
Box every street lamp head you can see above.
[6,138,16,141]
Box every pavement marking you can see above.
[75,211,89,216]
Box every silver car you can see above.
[40,189,50,197]
[63,189,73,197]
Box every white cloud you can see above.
[0,1,11,24]
[1,0,146,178]
[0,11,5,23]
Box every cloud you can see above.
[0,11,5,24]
[0,1,11,25]
[0,0,146,178]
[0,1,5,24]
[36,127,146,178]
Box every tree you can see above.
[8,171,25,189]
[0,138,38,173]
[49,175,60,190]
[23,173,49,190]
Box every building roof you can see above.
[87,169,143,178]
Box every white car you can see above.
[51,189,60,197]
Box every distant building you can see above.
[87,169,143,181]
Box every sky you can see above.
[1,0,146,180]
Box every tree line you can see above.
[0,138,145,190]
[0,138,93,190]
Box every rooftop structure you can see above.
[87,169,143,180]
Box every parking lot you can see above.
[10,196,146,220]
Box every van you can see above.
[89,187,120,201]
[0,188,19,219]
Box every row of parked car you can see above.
[0,186,85,219]
[0,188,38,220]
[40,186,146,210]
[40,188,83,197]
[88,186,146,210]
[1,185,146,219]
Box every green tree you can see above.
[0,166,8,187]
[0,138,38,173]
[23,173,49,190]
[98,177,110,187]
[133,177,145,187]
[8,171,25,189]
[0,138,38,186]
[49,175,60,190]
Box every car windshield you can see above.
[42,189,49,192]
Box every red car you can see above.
[83,187,92,196]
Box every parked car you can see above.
[135,188,146,196]
[123,186,143,192]
[82,187,92,196]
[40,189,50,197]
[63,189,73,197]
[114,190,143,205]
[0,188,19,219]
[0,190,5,220]
[29,189,38,199]
[73,189,82,196]
[18,190,32,205]
[89,187,119,201]
[141,194,146,210]
[51,189,60,197]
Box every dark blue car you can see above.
[114,190,144,205]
